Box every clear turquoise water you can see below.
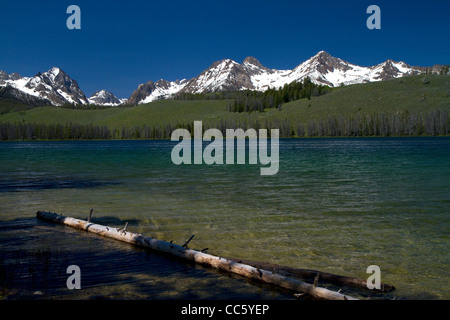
[0,138,449,299]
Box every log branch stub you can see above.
[313,273,320,287]
[87,209,94,223]
[182,234,195,248]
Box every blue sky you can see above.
[1,0,449,98]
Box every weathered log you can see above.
[228,258,395,292]
[36,210,358,300]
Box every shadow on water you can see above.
[0,217,36,231]
[0,179,121,193]
[0,217,297,300]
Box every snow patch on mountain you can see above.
[139,79,188,104]
[127,79,188,105]
[88,89,124,106]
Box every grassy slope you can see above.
[276,74,450,124]
[0,99,38,114]
[0,74,449,130]
[0,100,231,128]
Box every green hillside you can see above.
[279,74,450,122]
[0,74,449,139]
[0,99,229,128]
[0,99,38,115]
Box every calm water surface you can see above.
[0,138,449,299]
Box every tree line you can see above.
[0,109,448,140]
[0,123,176,140]
[203,109,449,138]
[226,78,331,113]
[60,103,129,110]
[174,91,238,101]
[174,78,332,113]
[298,109,449,137]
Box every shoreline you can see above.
[1,135,450,142]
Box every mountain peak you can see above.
[90,89,108,96]
[209,58,239,70]
[44,67,63,82]
[297,50,352,76]
[315,50,331,57]
[127,78,188,105]
[0,71,23,82]
[49,66,62,73]
[89,89,122,106]
[311,50,340,63]
[24,67,88,105]
[243,56,263,68]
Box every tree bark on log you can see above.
[36,210,359,300]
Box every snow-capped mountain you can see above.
[127,79,188,105]
[0,85,52,106]
[0,67,88,106]
[179,51,424,94]
[88,90,125,106]
[179,59,256,94]
[288,51,423,86]
[178,56,297,94]
[128,51,428,104]
[1,51,442,107]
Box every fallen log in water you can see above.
[36,210,358,300]
[228,258,395,293]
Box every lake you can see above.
[0,138,449,299]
